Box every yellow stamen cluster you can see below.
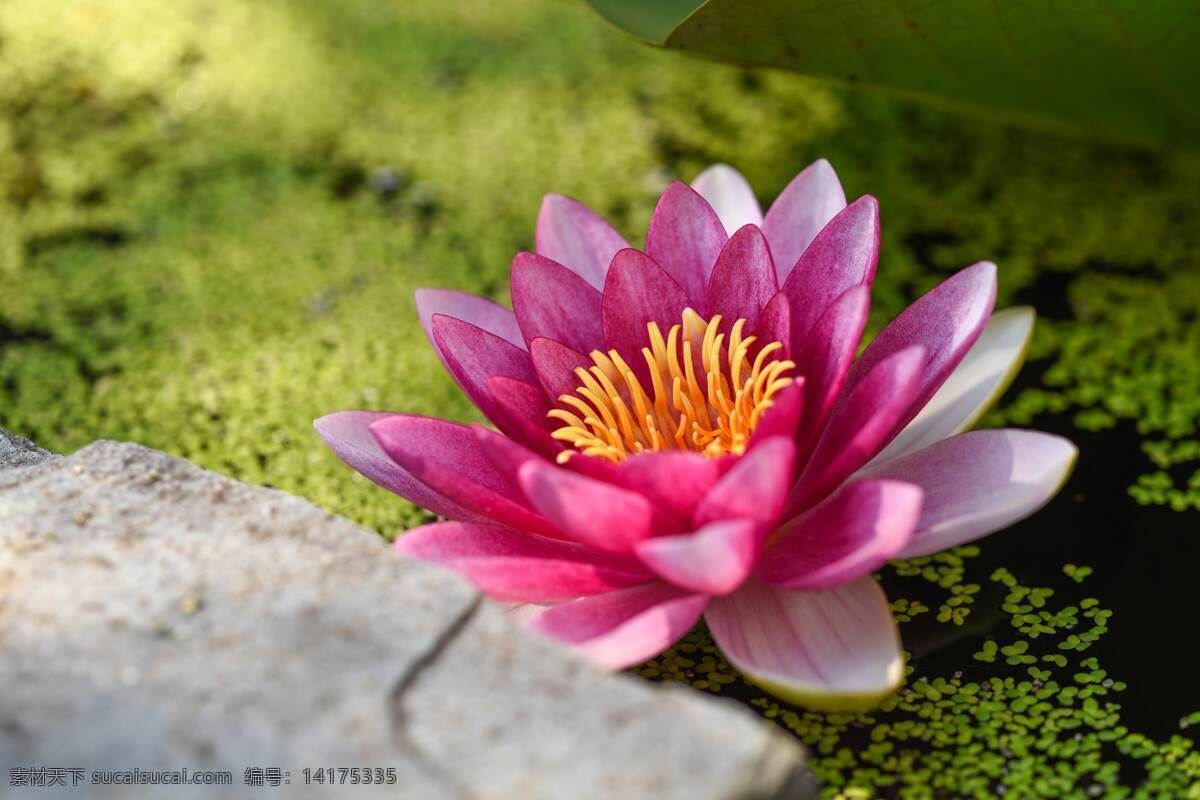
[548,309,795,463]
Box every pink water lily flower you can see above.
[316,160,1077,710]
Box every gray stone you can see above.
[0,440,813,800]
[0,427,55,470]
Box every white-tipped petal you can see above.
[706,577,904,711]
[870,306,1035,467]
[691,164,764,236]
[859,429,1078,558]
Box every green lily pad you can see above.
[584,0,702,42]
[583,0,1200,144]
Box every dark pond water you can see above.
[955,415,1200,739]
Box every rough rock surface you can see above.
[0,428,54,470]
[0,437,815,800]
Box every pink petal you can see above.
[857,429,1078,558]
[792,285,871,461]
[486,376,562,457]
[705,224,778,328]
[395,521,652,602]
[790,345,926,513]
[759,479,923,590]
[644,181,728,309]
[780,195,879,348]
[695,436,796,528]
[601,248,691,379]
[762,159,847,284]
[531,582,708,670]
[431,314,539,428]
[705,577,904,711]
[475,418,620,487]
[691,164,763,236]
[536,193,630,290]
[529,337,592,401]
[754,291,792,358]
[510,252,605,353]
[870,306,1035,467]
[518,459,680,554]
[314,411,488,523]
[473,423,542,475]
[842,262,998,448]
[616,450,722,522]
[635,519,760,595]
[414,289,525,359]
[370,414,557,537]
[746,379,806,448]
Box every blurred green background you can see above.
[2,1,1199,795]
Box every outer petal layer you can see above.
[842,262,997,447]
[370,414,557,536]
[314,411,487,523]
[415,289,525,358]
[691,164,763,235]
[431,314,539,430]
[858,429,1078,558]
[531,582,708,670]
[705,577,904,711]
[759,479,922,590]
[395,521,652,602]
[536,193,629,290]
[762,158,847,283]
[870,306,1035,466]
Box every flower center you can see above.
[548,309,795,463]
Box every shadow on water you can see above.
[958,412,1200,738]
